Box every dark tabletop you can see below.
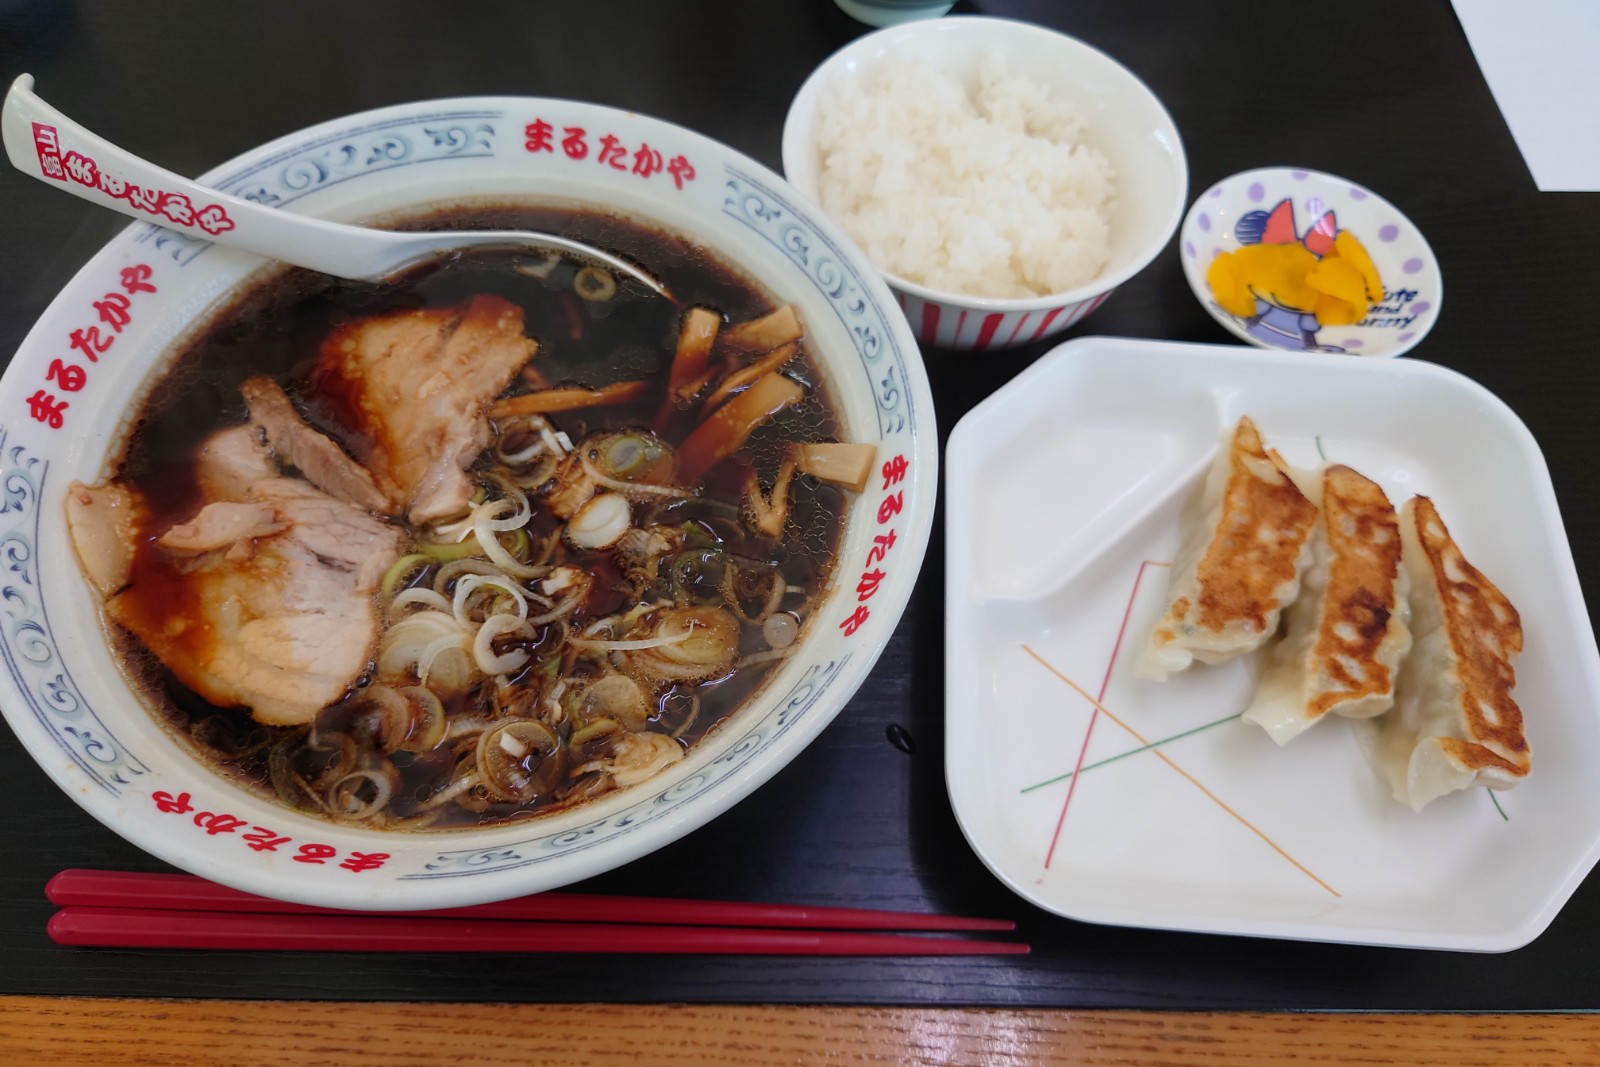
[1,0,1596,1009]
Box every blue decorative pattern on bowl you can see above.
[0,96,936,910]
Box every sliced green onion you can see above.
[574,266,617,302]
[381,553,432,598]
[420,535,487,563]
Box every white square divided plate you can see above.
[944,337,1600,951]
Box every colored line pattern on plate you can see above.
[1489,790,1510,821]
[1020,711,1240,794]
[1023,644,1339,898]
[1041,558,1169,868]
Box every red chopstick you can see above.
[47,868,1014,931]
[47,907,1028,956]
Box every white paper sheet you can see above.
[1452,0,1600,192]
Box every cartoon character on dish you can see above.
[1206,199,1383,354]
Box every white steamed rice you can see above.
[814,53,1116,300]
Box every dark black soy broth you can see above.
[113,206,845,828]
[125,208,774,489]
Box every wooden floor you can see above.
[4,999,1599,1066]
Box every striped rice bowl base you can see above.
[894,288,1113,350]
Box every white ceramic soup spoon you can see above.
[1,75,674,299]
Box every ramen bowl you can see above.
[782,16,1187,350]
[0,96,935,909]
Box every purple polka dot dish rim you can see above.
[1178,167,1442,358]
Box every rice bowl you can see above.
[783,16,1187,350]
[815,51,1116,300]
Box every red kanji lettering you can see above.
[561,127,589,159]
[96,170,127,198]
[597,134,627,170]
[120,264,157,295]
[69,327,111,362]
[151,790,194,815]
[667,154,696,190]
[839,604,870,636]
[881,453,908,489]
[877,490,904,525]
[339,851,391,873]
[193,811,248,835]
[94,292,132,333]
[157,192,195,227]
[632,143,663,178]
[46,359,87,392]
[856,568,887,601]
[524,118,555,153]
[125,184,160,213]
[243,826,291,853]
[62,150,99,187]
[25,390,66,429]
[194,204,234,235]
[293,843,339,864]
[32,123,65,181]
[867,529,897,566]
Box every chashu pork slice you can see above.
[65,481,146,598]
[312,294,538,524]
[1138,416,1320,679]
[1358,496,1529,810]
[195,424,276,503]
[69,425,275,595]
[240,375,387,512]
[102,474,404,726]
[68,417,406,726]
[158,501,286,557]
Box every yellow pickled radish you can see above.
[1306,255,1367,305]
[1313,292,1363,326]
[1234,243,1320,311]
[1333,230,1385,303]
[1206,229,1387,329]
[1206,252,1256,316]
